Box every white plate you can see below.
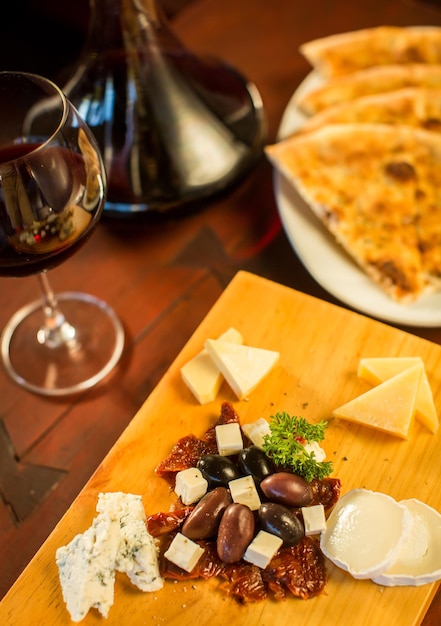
[274,72,441,327]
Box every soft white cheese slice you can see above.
[55,511,120,622]
[204,339,280,400]
[96,493,163,593]
[358,356,439,434]
[181,327,243,404]
[320,489,413,579]
[372,498,441,586]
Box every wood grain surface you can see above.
[2,0,441,624]
[2,272,441,625]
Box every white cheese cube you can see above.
[180,327,243,404]
[303,441,326,462]
[228,475,261,510]
[243,530,283,569]
[215,422,244,456]
[301,504,327,536]
[164,532,205,573]
[174,468,208,504]
[204,339,279,400]
[241,418,271,448]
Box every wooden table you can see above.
[1,0,441,623]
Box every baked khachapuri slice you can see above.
[299,87,441,134]
[299,26,441,78]
[266,123,441,303]
[296,64,441,115]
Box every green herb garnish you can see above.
[262,412,333,482]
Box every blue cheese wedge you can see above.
[56,492,163,622]
[96,492,163,593]
[55,511,120,622]
[180,327,243,404]
[204,339,280,400]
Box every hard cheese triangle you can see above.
[332,364,422,438]
[204,339,279,400]
[180,327,243,404]
[358,357,438,434]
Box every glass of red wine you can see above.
[0,71,124,396]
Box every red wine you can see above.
[63,0,265,216]
[0,143,103,277]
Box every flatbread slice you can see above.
[296,64,441,115]
[266,123,441,302]
[299,87,441,134]
[300,26,441,78]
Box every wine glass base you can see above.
[1,292,125,396]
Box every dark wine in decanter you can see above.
[63,0,266,216]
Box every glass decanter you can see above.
[63,0,266,216]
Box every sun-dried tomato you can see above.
[155,434,217,481]
[153,403,338,604]
[203,401,241,442]
[219,562,268,603]
[146,508,193,537]
[262,537,327,600]
[155,402,240,481]
[310,477,341,510]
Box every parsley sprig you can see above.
[262,412,333,482]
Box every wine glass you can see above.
[0,71,124,396]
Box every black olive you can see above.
[259,502,304,546]
[238,446,276,483]
[197,454,240,489]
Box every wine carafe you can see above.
[63,0,266,216]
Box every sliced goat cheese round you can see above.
[372,499,441,587]
[320,489,412,579]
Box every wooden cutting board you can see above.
[2,270,441,625]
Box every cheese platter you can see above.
[1,271,441,625]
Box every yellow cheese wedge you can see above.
[180,328,243,404]
[358,357,438,434]
[332,364,422,438]
[204,339,280,400]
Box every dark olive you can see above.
[217,503,255,563]
[260,472,313,507]
[181,487,232,540]
[259,502,304,546]
[197,454,240,489]
[237,446,276,483]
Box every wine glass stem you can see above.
[37,273,77,349]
